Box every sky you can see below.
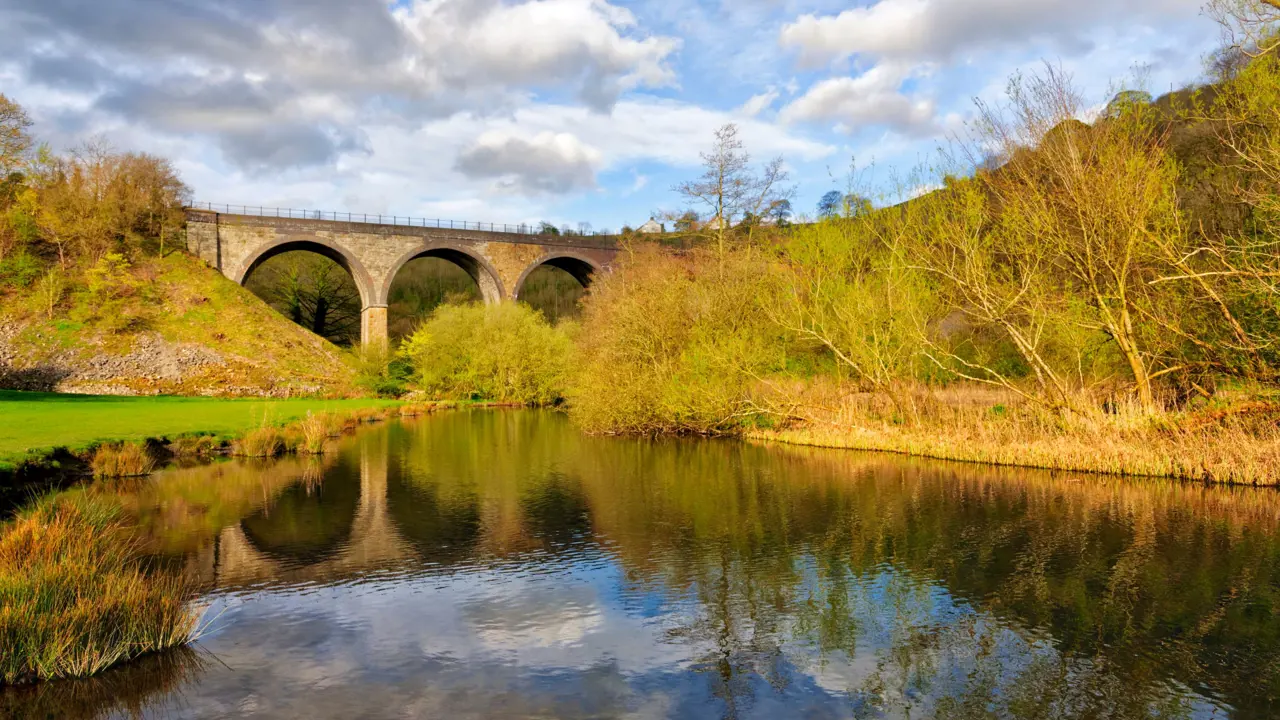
[0,0,1221,231]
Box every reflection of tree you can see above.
[386,412,597,559]
[387,470,483,563]
[117,454,341,557]
[563,429,1280,716]
[664,544,795,719]
[518,470,592,546]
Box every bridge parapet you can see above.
[185,210,619,347]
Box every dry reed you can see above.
[749,383,1280,485]
[90,443,155,479]
[292,412,332,455]
[229,427,285,458]
[0,494,199,685]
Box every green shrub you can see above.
[568,244,787,434]
[0,248,42,288]
[353,345,411,397]
[400,301,572,405]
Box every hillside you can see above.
[0,251,360,397]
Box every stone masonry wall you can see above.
[186,210,618,345]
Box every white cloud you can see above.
[396,0,681,110]
[738,89,779,117]
[780,0,1204,68]
[454,131,603,195]
[1,0,681,174]
[780,64,936,136]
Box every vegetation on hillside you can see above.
[554,4,1280,482]
[0,99,360,396]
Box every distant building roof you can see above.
[638,218,664,234]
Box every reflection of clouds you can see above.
[467,591,605,650]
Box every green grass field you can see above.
[0,391,398,470]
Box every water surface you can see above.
[6,410,1280,719]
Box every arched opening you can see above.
[514,256,597,324]
[384,247,504,343]
[240,458,362,567]
[387,468,483,566]
[240,241,372,347]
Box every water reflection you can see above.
[5,410,1280,718]
[240,456,361,566]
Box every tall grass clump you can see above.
[0,493,198,685]
[90,442,156,479]
[401,301,573,406]
[230,427,285,458]
[293,412,332,455]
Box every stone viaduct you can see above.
[185,209,620,347]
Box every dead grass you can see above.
[0,493,199,685]
[90,443,156,479]
[749,382,1280,485]
[291,412,333,455]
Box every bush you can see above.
[400,301,572,405]
[568,244,788,434]
[0,248,42,288]
[353,345,411,397]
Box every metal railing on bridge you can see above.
[189,202,614,237]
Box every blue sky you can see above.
[0,0,1220,231]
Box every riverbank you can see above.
[747,390,1280,485]
[0,398,445,687]
[0,391,405,472]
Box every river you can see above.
[4,409,1279,719]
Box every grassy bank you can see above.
[0,492,198,686]
[0,400,446,686]
[0,391,401,472]
[747,386,1280,485]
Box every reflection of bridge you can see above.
[188,440,415,588]
[184,209,619,347]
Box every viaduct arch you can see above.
[186,210,619,347]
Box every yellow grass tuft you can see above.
[90,442,156,479]
[0,494,199,685]
[230,427,285,458]
[292,412,333,455]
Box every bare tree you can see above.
[1210,0,1280,59]
[0,94,32,177]
[671,124,793,260]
